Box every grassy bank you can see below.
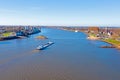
[103,39,120,48]
[2,32,15,37]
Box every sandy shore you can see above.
[87,36,99,40]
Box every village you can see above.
[59,27,120,49]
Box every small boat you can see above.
[36,41,54,50]
[75,30,78,32]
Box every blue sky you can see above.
[0,0,120,26]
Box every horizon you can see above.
[0,0,120,26]
[0,25,120,28]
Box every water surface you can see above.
[0,28,120,80]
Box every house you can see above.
[88,27,99,34]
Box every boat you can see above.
[36,41,54,50]
[75,30,78,32]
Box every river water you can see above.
[0,28,120,80]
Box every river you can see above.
[0,28,120,80]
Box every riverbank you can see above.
[87,36,100,40]
[0,32,40,41]
[87,34,120,49]
[102,39,120,49]
[58,27,120,49]
[0,26,41,41]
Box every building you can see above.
[88,27,99,33]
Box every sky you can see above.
[0,0,120,26]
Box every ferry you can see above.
[36,41,54,50]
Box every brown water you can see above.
[0,28,120,80]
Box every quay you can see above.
[0,26,41,41]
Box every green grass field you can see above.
[104,39,120,46]
[2,32,14,37]
[89,33,96,37]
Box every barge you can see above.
[36,42,54,50]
